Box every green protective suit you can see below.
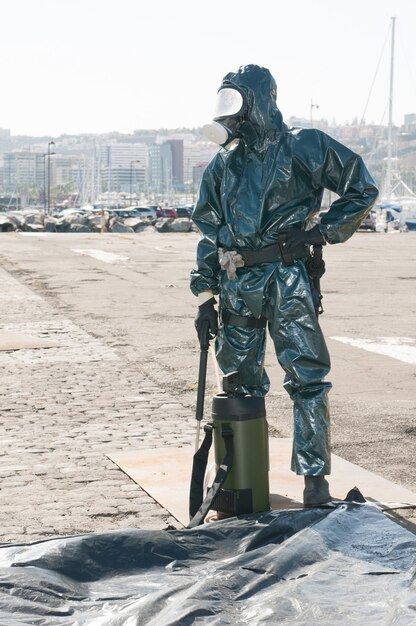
[190,64,378,476]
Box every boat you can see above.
[376,18,416,218]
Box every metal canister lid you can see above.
[211,394,266,421]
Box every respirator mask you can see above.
[203,85,248,147]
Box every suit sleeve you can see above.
[190,156,224,296]
[313,132,379,244]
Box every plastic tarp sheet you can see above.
[0,503,415,625]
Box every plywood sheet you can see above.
[108,438,416,526]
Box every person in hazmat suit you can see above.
[190,64,378,506]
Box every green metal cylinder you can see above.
[211,394,270,516]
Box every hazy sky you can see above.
[2,0,416,136]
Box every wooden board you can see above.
[108,438,416,526]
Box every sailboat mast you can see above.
[386,16,396,202]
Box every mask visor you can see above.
[213,87,244,120]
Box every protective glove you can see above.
[285,225,325,252]
[195,297,218,347]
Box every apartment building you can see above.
[2,152,44,191]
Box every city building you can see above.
[1,116,415,207]
[0,128,11,154]
[2,151,44,192]
[165,139,184,189]
[148,143,172,197]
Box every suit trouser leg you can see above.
[215,322,269,397]
[265,262,332,475]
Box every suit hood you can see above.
[220,64,285,147]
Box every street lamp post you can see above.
[47,141,55,214]
[310,100,319,128]
[130,160,141,206]
[43,154,47,214]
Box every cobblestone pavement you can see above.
[1,267,192,543]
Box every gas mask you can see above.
[203,86,248,147]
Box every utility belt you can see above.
[219,234,309,272]
[240,235,309,267]
[219,235,326,324]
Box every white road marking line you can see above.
[331,336,416,364]
[71,248,129,263]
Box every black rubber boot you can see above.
[303,476,332,507]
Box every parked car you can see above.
[129,206,157,219]
[156,207,177,218]
[175,206,193,218]
[107,208,143,219]
[358,211,376,231]
[403,210,416,231]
